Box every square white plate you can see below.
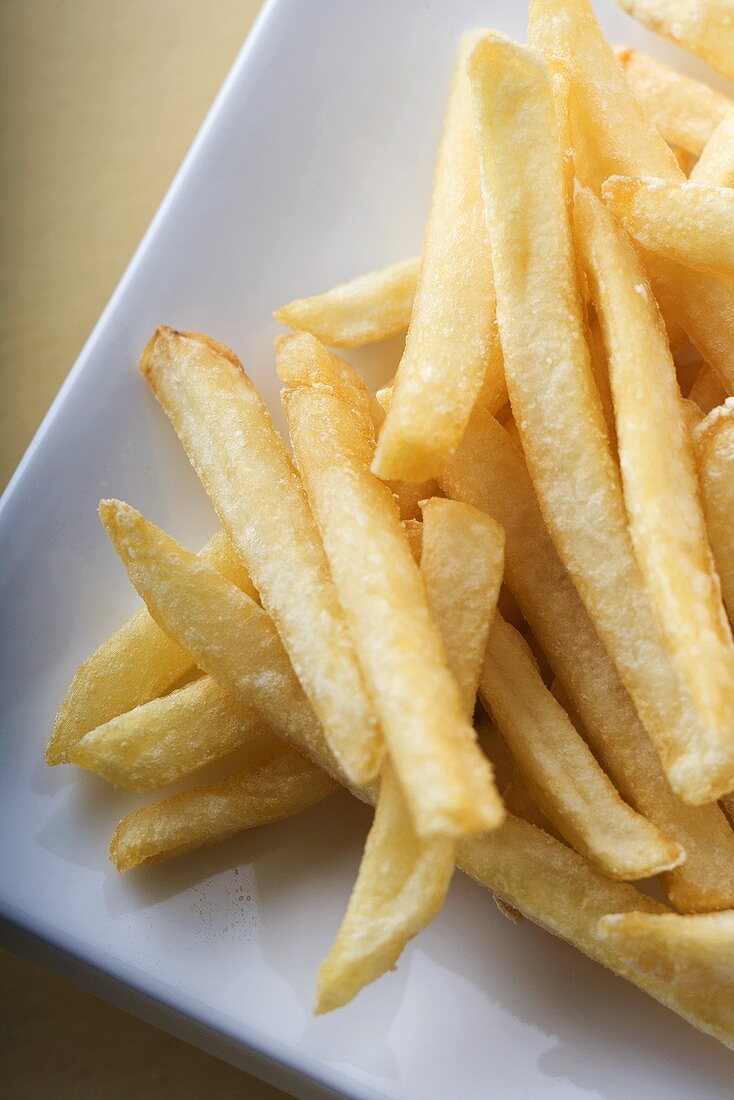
[2,1,734,1096]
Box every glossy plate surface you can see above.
[1,1,733,1096]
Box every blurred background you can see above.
[1,2,293,1095]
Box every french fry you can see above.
[98,492,734,1043]
[46,529,253,765]
[604,176,734,280]
[141,327,382,787]
[457,820,734,1051]
[642,253,734,394]
[372,35,506,483]
[110,746,337,871]
[618,0,734,83]
[587,311,617,444]
[615,46,731,157]
[444,408,734,911]
[599,910,734,990]
[390,478,442,522]
[688,362,726,414]
[277,333,502,838]
[317,499,502,1014]
[575,188,734,800]
[693,401,734,623]
[98,500,342,782]
[420,498,504,716]
[531,0,734,395]
[480,615,683,879]
[469,35,728,803]
[315,760,455,1013]
[682,397,706,434]
[273,257,418,347]
[502,770,557,837]
[691,107,734,186]
[530,2,681,188]
[70,676,279,791]
[671,144,697,175]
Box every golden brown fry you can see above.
[273,257,418,348]
[689,362,726,414]
[444,408,734,911]
[469,34,725,803]
[70,676,279,791]
[599,910,734,989]
[604,176,734,280]
[420,498,504,716]
[278,334,502,838]
[110,747,337,871]
[692,107,734,186]
[141,327,381,786]
[532,0,734,394]
[99,500,341,781]
[576,188,734,800]
[372,35,506,482]
[480,615,683,879]
[615,46,731,157]
[46,529,253,766]
[456,820,734,1051]
[618,0,734,83]
[693,401,734,623]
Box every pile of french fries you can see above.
[48,0,734,1051]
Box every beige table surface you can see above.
[0,2,295,1096]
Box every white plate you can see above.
[2,1,733,1096]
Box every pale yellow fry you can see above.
[273,257,418,348]
[530,2,680,189]
[140,327,381,786]
[46,529,253,765]
[469,35,724,803]
[689,362,727,414]
[372,35,506,482]
[618,0,734,83]
[316,761,455,1014]
[444,408,734,911]
[277,334,502,838]
[532,0,734,393]
[481,615,683,879]
[97,495,734,1042]
[420,498,505,717]
[457,820,734,1051]
[599,910,734,989]
[691,107,734,186]
[604,175,734,279]
[694,400,734,623]
[110,746,337,872]
[316,499,504,1012]
[576,188,734,799]
[99,500,341,782]
[70,676,279,791]
[644,253,734,394]
[615,46,731,157]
